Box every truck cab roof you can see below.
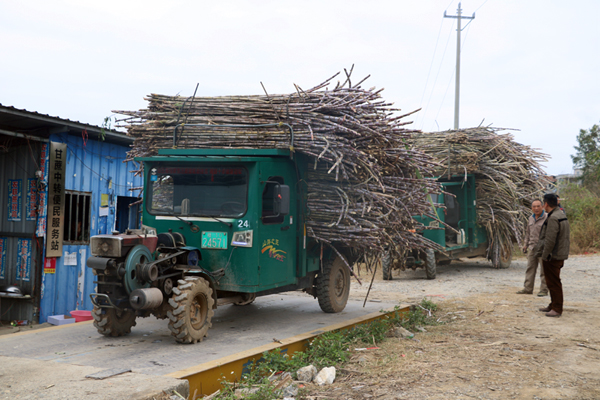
[135,148,292,162]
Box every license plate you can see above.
[201,232,228,249]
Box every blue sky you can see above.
[1,0,598,175]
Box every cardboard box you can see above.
[48,315,76,326]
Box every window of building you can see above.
[64,191,91,244]
[116,196,141,232]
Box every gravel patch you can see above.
[350,253,600,305]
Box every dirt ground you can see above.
[307,253,600,400]
[2,254,599,399]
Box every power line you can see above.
[474,0,491,13]
[433,22,473,131]
[420,19,456,130]
[445,0,457,12]
[417,0,457,125]
[418,19,444,113]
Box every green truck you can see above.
[382,174,512,280]
[86,148,354,344]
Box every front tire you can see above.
[92,306,137,337]
[317,256,351,313]
[168,277,215,344]
[424,249,436,280]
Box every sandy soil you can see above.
[307,253,600,400]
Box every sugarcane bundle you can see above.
[114,69,442,257]
[408,127,549,255]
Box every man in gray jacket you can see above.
[517,199,548,296]
[534,193,570,317]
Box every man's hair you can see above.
[543,193,558,208]
[531,199,542,206]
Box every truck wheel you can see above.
[92,306,136,337]
[317,256,350,313]
[492,240,512,269]
[424,249,436,280]
[234,293,256,306]
[382,252,393,281]
[168,277,215,344]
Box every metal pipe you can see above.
[0,128,49,142]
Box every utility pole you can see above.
[444,3,475,130]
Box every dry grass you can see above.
[306,290,600,399]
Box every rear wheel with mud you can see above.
[167,276,215,344]
[382,252,393,281]
[424,249,436,280]
[317,256,351,313]
[92,306,137,337]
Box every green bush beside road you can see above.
[561,184,600,253]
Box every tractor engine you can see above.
[86,228,215,343]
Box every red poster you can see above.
[44,257,56,274]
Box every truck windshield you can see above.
[148,165,248,218]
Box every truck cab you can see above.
[87,148,352,343]
[384,174,511,280]
[144,148,305,293]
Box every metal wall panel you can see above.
[40,133,142,322]
[0,142,43,322]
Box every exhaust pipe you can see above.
[129,288,164,310]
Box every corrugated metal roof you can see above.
[0,104,133,146]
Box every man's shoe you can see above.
[537,291,548,297]
[545,310,561,318]
[516,289,533,294]
[539,306,551,312]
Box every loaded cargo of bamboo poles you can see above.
[407,127,549,261]
[114,69,443,259]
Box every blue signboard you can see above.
[16,238,31,282]
[37,143,50,236]
[26,178,37,221]
[8,179,22,221]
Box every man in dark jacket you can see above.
[534,193,570,317]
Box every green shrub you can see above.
[400,298,440,331]
[211,301,441,399]
[561,185,600,252]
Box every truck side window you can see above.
[262,176,284,224]
[444,193,460,228]
[151,175,174,213]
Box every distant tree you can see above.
[572,123,600,185]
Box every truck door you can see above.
[258,167,297,288]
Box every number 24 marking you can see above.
[238,220,249,228]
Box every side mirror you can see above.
[273,185,290,216]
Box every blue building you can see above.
[0,105,142,324]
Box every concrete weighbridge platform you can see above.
[0,293,403,399]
